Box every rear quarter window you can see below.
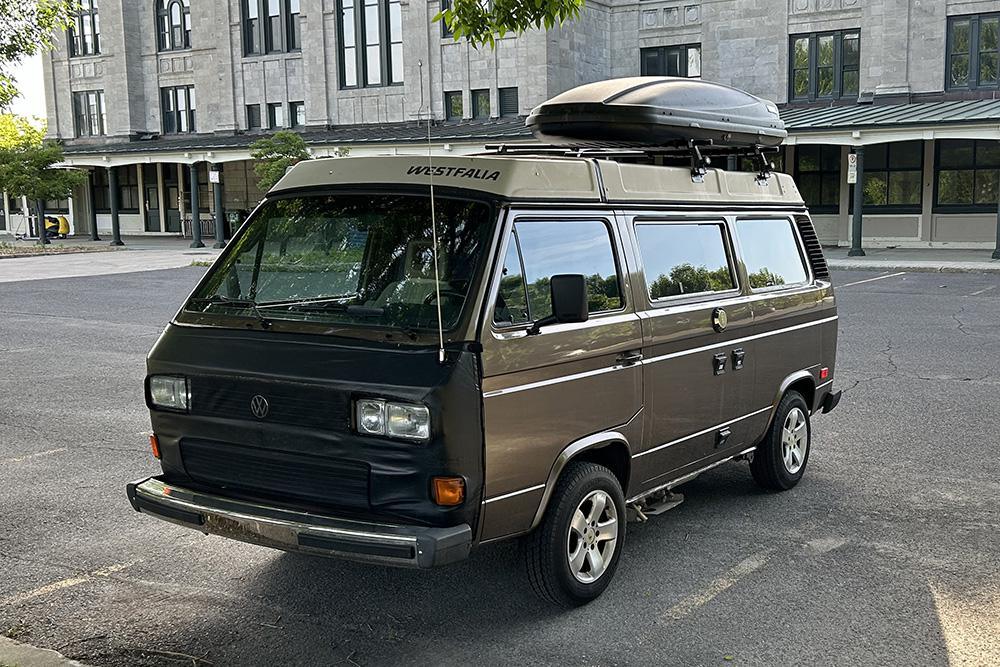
[735,218,810,289]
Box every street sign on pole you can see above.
[847,152,858,184]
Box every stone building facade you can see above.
[2,0,999,249]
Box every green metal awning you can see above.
[780,99,1000,145]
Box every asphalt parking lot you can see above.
[1,267,998,666]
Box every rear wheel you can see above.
[750,390,811,491]
[523,461,626,607]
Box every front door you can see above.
[625,215,755,490]
[163,164,181,233]
[479,211,643,540]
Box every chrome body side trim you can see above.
[626,447,757,504]
[632,407,772,459]
[483,315,838,399]
[482,484,546,504]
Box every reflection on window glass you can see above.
[187,194,494,332]
[936,139,1000,208]
[494,237,530,325]
[635,223,734,299]
[511,220,622,319]
[736,219,808,289]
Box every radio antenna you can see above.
[427,114,446,364]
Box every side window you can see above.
[635,222,736,300]
[493,220,623,325]
[494,235,531,325]
[735,218,810,289]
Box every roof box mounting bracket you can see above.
[690,141,710,183]
[752,145,774,185]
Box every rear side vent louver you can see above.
[794,215,830,281]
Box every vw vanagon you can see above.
[128,78,841,606]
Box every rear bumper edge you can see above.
[126,476,471,568]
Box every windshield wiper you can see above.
[188,295,272,329]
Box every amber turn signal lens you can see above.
[432,477,465,506]
[149,434,161,460]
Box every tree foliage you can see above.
[0,114,85,203]
[436,0,586,47]
[249,131,312,193]
[0,0,76,109]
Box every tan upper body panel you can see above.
[270,155,805,207]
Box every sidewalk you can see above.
[825,247,1000,273]
[0,235,222,283]
[0,636,88,667]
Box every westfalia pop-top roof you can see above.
[271,154,804,207]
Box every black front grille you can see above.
[794,215,831,281]
[190,375,350,431]
[180,439,370,509]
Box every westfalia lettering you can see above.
[406,165,501,181]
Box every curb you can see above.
[0,637,89,667]
[827,260,1000,274]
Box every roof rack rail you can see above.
[482,141,782,183]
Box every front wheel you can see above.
[523,461,626,607]
[750,390,811,491]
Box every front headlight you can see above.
[355,398,430,442]
[148,375,189,412]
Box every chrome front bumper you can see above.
[126,477,472,568]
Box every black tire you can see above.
[523,461,626,607]
[750,390,811,491]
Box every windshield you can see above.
[185,193,495,332]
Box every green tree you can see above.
[249,131,312,193]
[0,0,76,109]
[437,0,585,47]
[0,114,86,245]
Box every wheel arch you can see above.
[772,370,817,422]
[529,431,632,530]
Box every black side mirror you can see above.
[528,274,589,335]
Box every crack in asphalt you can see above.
[951,306,974,337]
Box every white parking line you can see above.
[0,561,138,607]
[837,271,907,289]
[664,550,774,620]
[1,448,68,464]
[969,285,997,297]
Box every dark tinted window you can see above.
[636,223,735,299]
[736,219,809,289]
[498,220,622,322]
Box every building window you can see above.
[93,169,110,213]
[789,30,860,101]
[247,104,262,130]
[45,198,70,213]
[290,101,305,127]
[68,0,101,57]
[499,87,518,117]
[161,85,196,134]
[244,0,300,54]
[935,139,1000,211]
[287,0,301,50]
[445,91,463,120]
[947,14,1000,90]
[267,102,284,128]
[118,166,140,212]
[440,0,453,38]
[472,89,490,119]
[72,90,106,137]
[640,44,701,78]
[157,0,191,51]
[795,145,841,213]
[338,0,403,88]
[859,141,923,212]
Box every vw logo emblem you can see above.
[250,394,270,419]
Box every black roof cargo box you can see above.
[526,77,787,148]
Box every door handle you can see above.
[617,351,643,367]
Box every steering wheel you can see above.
[423,289,465,305]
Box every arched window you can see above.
[157,0,191,51]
